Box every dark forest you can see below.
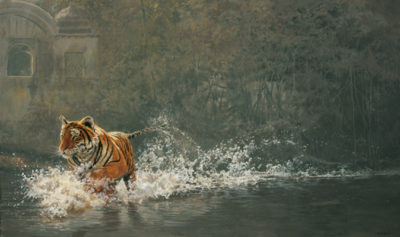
[1,0,399,168]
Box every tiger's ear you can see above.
[60,115,68,126]
[80,116,95,129]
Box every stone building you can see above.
[0,0,98,124]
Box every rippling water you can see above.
[1,124,400,236]
[2,168,400,237]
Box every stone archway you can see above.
[0,0,57,36]
[0,0,57,123]
[0,1,99,152]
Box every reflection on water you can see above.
[1,167,400,236]
[1,124,400,236]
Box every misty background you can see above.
[0,0,399,169]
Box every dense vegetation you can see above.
[4,0,400,166]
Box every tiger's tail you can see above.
[127,124,166,139]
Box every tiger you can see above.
[58,115,159,194]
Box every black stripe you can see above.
[103,146,114,167]
[64,123,74,130]
[72,155,81,166]
[86,140,102,170]
[108,149,121,164]
[102,137,110,161]
[108,157,121,164]
[93,140,103,166]
[108,143,122,164]
[80,128,92,142]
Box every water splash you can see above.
[23,120,372,218]
[23,168,106,218]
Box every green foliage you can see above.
[6,0,400,164]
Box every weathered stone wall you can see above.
[0,6,51,122]
[53,36,98,80]
[0,1,98,153]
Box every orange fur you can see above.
[59,116,138,194]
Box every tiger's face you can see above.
[59,115,99,163]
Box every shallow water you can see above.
[1,126,400,236]
[1,168,400,237]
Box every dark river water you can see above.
[1,167,400,237]
[1,132,399,237]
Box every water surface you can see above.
[1,130,399,236]
[2,167,400,237]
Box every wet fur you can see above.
[59,115,145,194]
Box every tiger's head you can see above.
[59,115,100,164]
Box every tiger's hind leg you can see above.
[123,173,136,191]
